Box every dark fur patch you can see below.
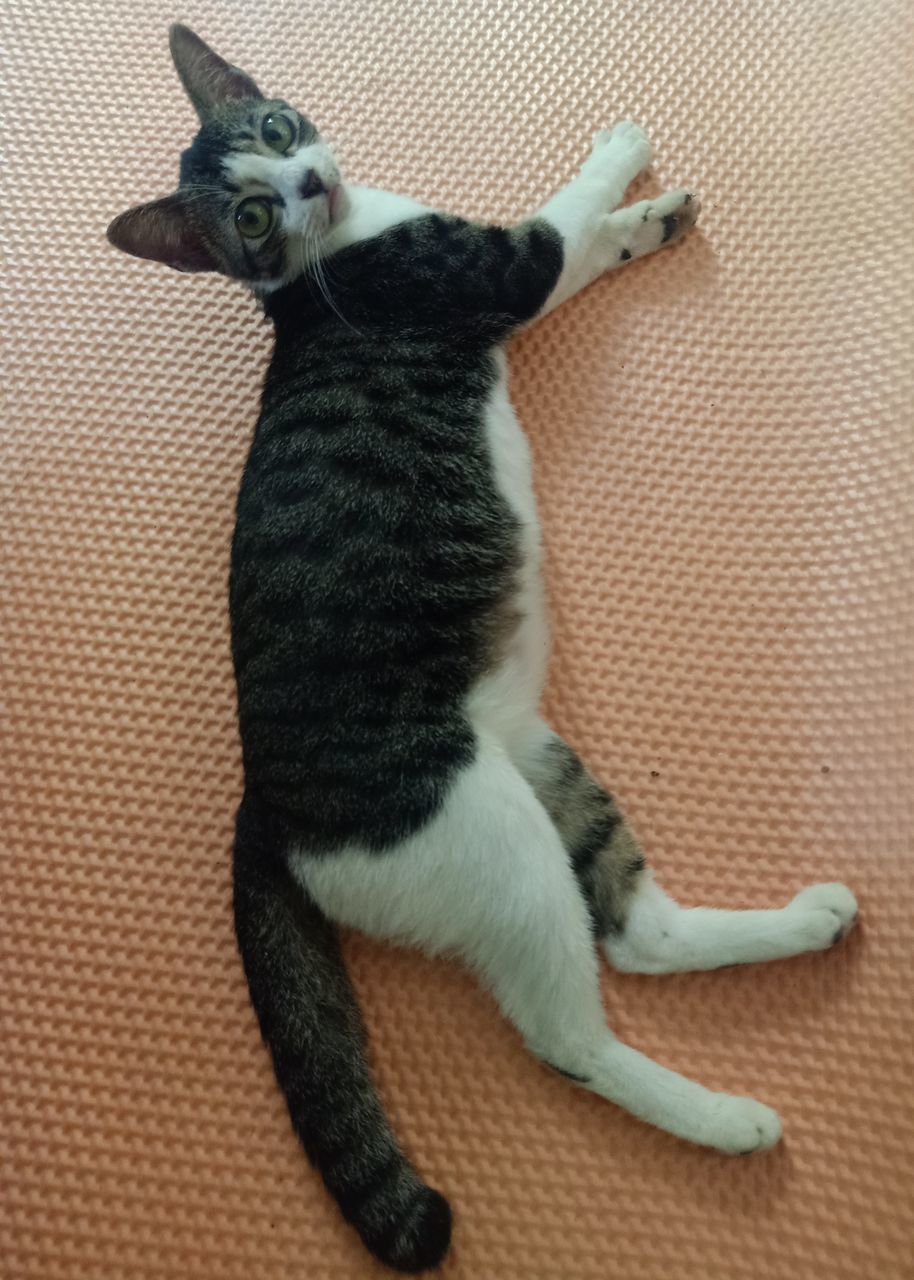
[520,734,644,936]
[228,214,563,1265]
[233,802,451,1271]
[232,215,563,851]
[661,213,677,243]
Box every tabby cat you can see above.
[107,26,858,1273]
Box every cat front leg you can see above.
[534,122,698,318]
[597,189,700,271]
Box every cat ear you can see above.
[107,194,217,273]
[169,24,263,122]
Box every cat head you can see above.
[107,26,343,289]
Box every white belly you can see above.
[464,348,549,750]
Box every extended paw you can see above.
[785,883,859,948]
[592,120,653,177]
[638,188,700,243]
[700,1094,783,1156]
[606,188,700,264]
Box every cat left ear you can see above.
[106,195,217,273]
[169,24,263,122]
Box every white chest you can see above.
[463,348,550,745]
[483,349,541,548]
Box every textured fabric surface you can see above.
[3,1,914,1277]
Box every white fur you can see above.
[465,349,550,753]
[605,876,859,974]
[289,123,857,1154]
[535,121,652,316]
[224,143,341,237]
[322,185,431,253]
[294,743,782,1154]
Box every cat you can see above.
[107,25,859,1274]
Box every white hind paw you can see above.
[785,883,859,949]
[699,1094,783,1155]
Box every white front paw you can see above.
[592,120,652,173]
[700,1094,783,1155]
[785,883,859,950]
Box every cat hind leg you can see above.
[511,718,857,976]
[296,738,783,1154]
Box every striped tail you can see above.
[232,799,451,1272]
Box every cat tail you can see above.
[232,796,452,1273]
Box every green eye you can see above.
[262,113,295,153]
[235,197,274,239]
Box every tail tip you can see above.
[370,1185,452,1274]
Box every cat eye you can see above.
[235,197,274,239]
[262,113,295,154]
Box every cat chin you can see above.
[250,270,302,296]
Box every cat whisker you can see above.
[302,222,360,335]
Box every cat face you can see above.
[107,25,342,288]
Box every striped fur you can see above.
[232,802,450,1270]
[514,726,645,936]
[105,24,859,1276]
[229,212,561,1269]
[235,215,562,849]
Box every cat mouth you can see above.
[327,184,342,223]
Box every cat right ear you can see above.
[106,195,217,273]
[169,24,263,122]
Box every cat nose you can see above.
[298,169,326,200]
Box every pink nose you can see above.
[299,170,326,200]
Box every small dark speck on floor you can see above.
[650,770,660,779]
[821,765,831,774]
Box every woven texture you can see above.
[3,1,914,1276]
